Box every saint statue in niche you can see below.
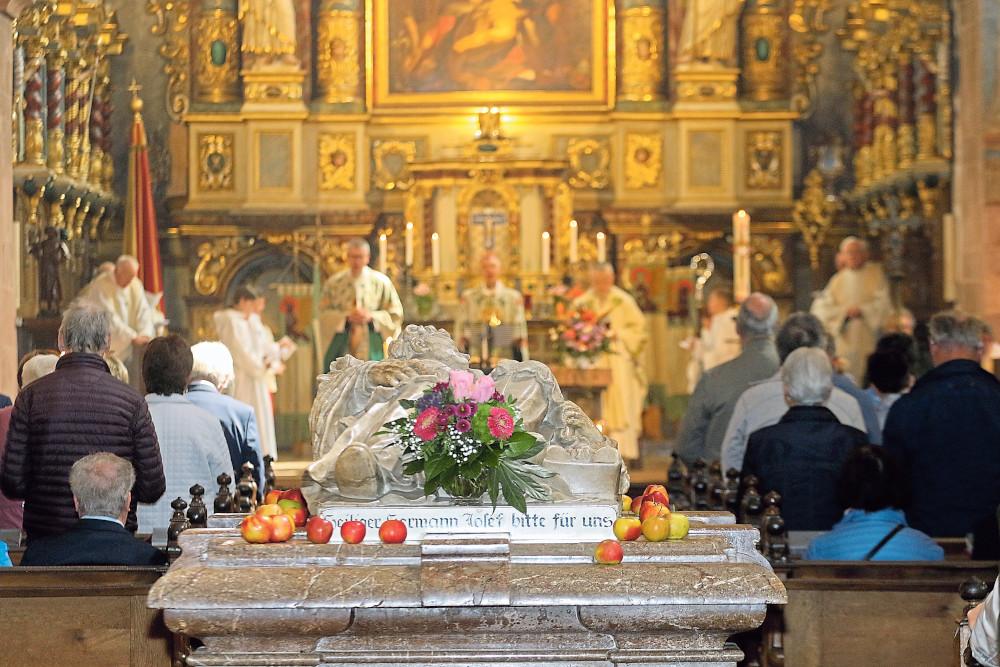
[238,0,299,68]
[30,226,69,316]
[676,0,746,69]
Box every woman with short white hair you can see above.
[742,347,870,531]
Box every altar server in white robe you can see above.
[319,238,403,371]
[215,285,280,460]
[571,263,649,462]
[78,255,155,385]
[811,237,891,380]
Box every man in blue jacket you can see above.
[884,311,1000,558]
[186,341,263,492]
[20,453,167,566]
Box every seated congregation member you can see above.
[721,313,866,472]
[970,575,1000,667]
[138,335,232,534]
[0,541,9,566]
[20,453,167,566]
[864,348,911,433]
[884,311,1000,557]
[0,350,60,531]
[805,446,942,561]
[186,341,263,491]
[675,293,780,464]
[0,304,165,541]
[742,347,868,531]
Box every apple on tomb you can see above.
[638,500,669,523]
[643,484,668,499]
[593,539,624,564]
[256,503,284,519]
[613,516,642,541]
[283,505,308,528]
[621,495,633,513]
[378,519,407,544]
[281,488,307,509]
[339,520,366,544]
[240,515,271,544]
[667,513,690,540]
[630,495,647,516]
[307,516,335,544]
[268,513,295,542]
[641,515,669,542]
[264,490,284,506]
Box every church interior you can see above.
[1,0,1000,666]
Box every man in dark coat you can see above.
[884,311,1000,556]
[185,341,263,492]
[0,303,165,540]
[21,452,167,566]
[743,347,868,531]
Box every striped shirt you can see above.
[805,508,944,561]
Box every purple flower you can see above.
[436,412,450,427]
[457,402,473,417]
[456,418,472,433]
[445,404,460,417]
[491,391,504,402]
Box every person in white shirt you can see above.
[137,335,231,534]
[720,312,866,472]
[454,252,529,361]
[700,287,742,371]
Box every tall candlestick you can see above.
[541,231,551,274]
[431,232,441,276]
[943,212,956,302]
[404,221,414,267]
[732,210,751,302]
[378,233,388,275]
[568,219,579,264]
[596,232,607,263]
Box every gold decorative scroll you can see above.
[194,237,251,296]
[316,8,361,104]
[372,139,417,191]
[619,5,665,102]
[746,131,783,189]
[193,8,239,103]
[624,132,662,190]
[318,133,356,191]
[198,133,235,191]
[567,137,611,190]
[147,0,191,120]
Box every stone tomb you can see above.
[148,512,786,666]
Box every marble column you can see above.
[0,1,32,399]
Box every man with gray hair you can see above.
[675,292,780,465]
[720,312,867,471]
[78,254,157,386]
[186,341,264,492]
[810,236,891,380]
[0,303,164,541]
[319,237,403,371]
[885,311,1000,555]
[20,453,167,566]
[741,347,868,530]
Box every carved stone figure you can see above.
[238,0,299,68]
[677,0,746,68]
[30,226,69,315]
[304,325,626,509]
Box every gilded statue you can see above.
[677,0,746,68]
[238,0,299,68]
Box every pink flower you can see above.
[487,407,515,440]
[414,407,441,441]
[470,376,496,403]
[449,370,476,401]
[456,418,472,433]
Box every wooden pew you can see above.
[0,566,172,666]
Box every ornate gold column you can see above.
[45,38,66,174]
[193,0,239,103]
[916,57,938,161]
[742,0,788,102]
[617,0,666,103]
[315,0,363,105]
[897,50,916,169]
[21,31,46,166]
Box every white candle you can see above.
[541,231,551,274]
[404,221,414,267]
[943,212,956,302]
[569,219,578,264]
[431,232,441,276]
[596,232,607,263]
[378,233,388,275]
[732,210,751,302]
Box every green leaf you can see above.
[503,432,544,460]
[423,455,452,485]
[496,464,527,514]
[487,469,500,508]
[399,399,416,409]
[402,460,424,475]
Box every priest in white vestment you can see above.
[571,263,649,462]
[78,255,155,384]
[215,286,281,460]
[319,238,403,372]
[455,252,529,361]
[811,237,891,380]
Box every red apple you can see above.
[594,539,624,564]
[281,488,307,507]
[268,513,295,542]
[256,503,283,518]
[240,515,271,544]
[378,519,407,544]
[645,490,669,507]
[638,500,669,523]
[339,520,366,544]
[264,490,284,505]
[613,516,642,541]
[643,484,668,499]
[283,506,308,527]
[630,495,647,516]
[306,516,334,544]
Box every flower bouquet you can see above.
[549,309,612,364]
[381,370,554,514]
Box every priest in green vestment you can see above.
[320,238,403,372]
